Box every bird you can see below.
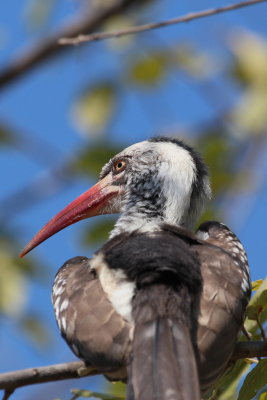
[20,137,251,397]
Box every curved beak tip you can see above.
[19,174,120,257]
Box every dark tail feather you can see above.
[126,364,135,400]
[128,317,200,400]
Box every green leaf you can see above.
[72,83,117,136]
[246,277,267,320]
[71,388,125,400]
[128,52,168,86]
[244,277,267,336]
[73,144,121,178]
[205,360,250,400]
[246,304,260,321]
[238,359,267,400]
[245,309,267,340]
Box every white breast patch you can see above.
[91,253,135,323]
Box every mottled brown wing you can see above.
[195,222,251,391]
[52,256,131,381]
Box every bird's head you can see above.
[20,137,211,257]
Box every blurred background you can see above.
[0,0,267,399]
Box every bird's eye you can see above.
[113,160,127,174]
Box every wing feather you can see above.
[52,256,131,380]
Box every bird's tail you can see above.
[128,285,201,400]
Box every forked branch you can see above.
[0,0,137,89]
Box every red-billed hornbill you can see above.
[21,137,251,399]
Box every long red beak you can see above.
[20,173,120,257]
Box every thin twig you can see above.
[59,0,267,45]
[256,314,267,341]
[0,361,97,392]
[242,326,252,341]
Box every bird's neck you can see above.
[109,211,163,238]
[109,200,189,238]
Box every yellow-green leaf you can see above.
[252,280,264,291]
[230,30,267,87]
[72,83,117,136]
[128,53,168,86]
[245,277,267,334]
[103,15,136,49]
[172,45,216,78]
[246,304,260,321]
[0,233,45,317]
[71,388,124,400]
[231,87,267,135]
[106,381,126,399]
[246,277,267,317]
[0,247,28,316]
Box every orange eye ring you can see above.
[113,160,127,174]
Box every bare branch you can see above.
[233,340,267,360]
[0,0,137,90]
[0,341,266,397]
[0,361,97,392]
[0,0,263,90]
[2,389,14,400]
[59,0,267,45]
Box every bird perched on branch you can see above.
[21,137,251,398]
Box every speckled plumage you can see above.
[51,137,251,397]
[100,138,211,237]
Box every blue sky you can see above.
[1,1,267,399]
